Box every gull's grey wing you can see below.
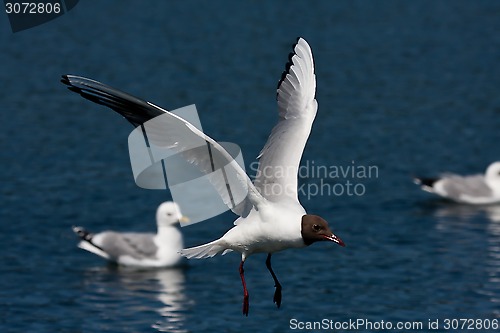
[97,232,158,260]
[439,175,492,200]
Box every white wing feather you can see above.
[142,103,264,216]
[254,38,318,203]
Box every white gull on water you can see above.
[73,202,188,268]
[414,162,500,204]
[62,37,345,315]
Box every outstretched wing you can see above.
[61,75,165,127]
[253,38,318,203]
[62,75,264,216]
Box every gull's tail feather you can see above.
[180,239,231,259]
[72,226,110,260]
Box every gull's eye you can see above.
[312,224,321,231]
[166,212,173,216]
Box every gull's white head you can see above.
[156,202,188,227]
[485,162,500,194]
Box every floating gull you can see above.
[414,162,500,204]
[73,202,188,268]
[62,37,345,316]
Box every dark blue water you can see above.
[1,1,499,332]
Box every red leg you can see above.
[239,260,249,316]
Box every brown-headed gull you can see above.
[72,202,189,268]
[61,37,345,316]
[414,162,500,204]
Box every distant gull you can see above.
[414,162,500,204]
[73,202,188,268]
[61,37,345,316]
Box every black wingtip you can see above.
[276,39,301,95]
[66,85,80,93]
[61,74,70,86]
[413,177,439,188]
[61,75,79,91]
[60,74,167,127]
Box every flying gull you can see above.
[62,37,345,315]
[414,162,500,204]
[73,201,188,268]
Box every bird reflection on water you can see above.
[429,202,500,316]
[81,266,191,333]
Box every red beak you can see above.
[323,233,346,247]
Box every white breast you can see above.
[222,203,306,256]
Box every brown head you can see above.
[301,215,345,247]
